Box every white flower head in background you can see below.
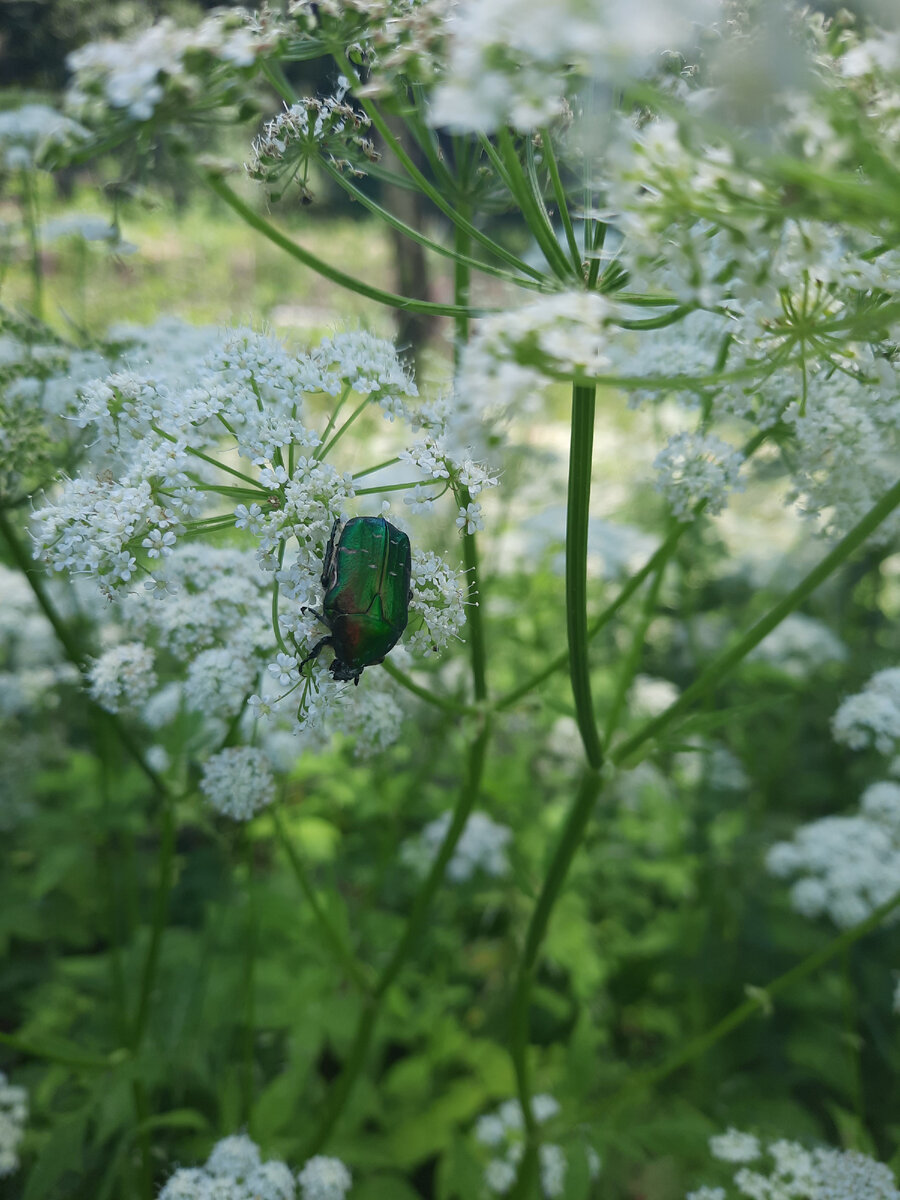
[832,668,900,757]
[403,810,513,882]
[694,1130,900,1200]
[765,781,900,929]
[0,103,88,169]
[159,1133,303,1200]
[653,431,745,523]
[459,292,615,420]
[88,642,157,713]
[474,1094,598,1197]
[297,1155,353,1200]
[200,747,277,821]
[0,1071,28,1178]
[747,613,847,680]
[429,0,719,131]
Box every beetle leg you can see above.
[299,636,333,671]
[301,605,329,628]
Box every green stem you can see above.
[524,133,576,280]
[316,382,352,460]
[241,835,257,1134]
[612,473,900,767]
[205,174,492,319]
[272,539,289,654]
[320,394,373,459]
[603,561,667,742]
[271,808,370,994]
[540,127,582,273]
[152,425,263,489]
[494,429,770,711]
[380,659,477,715]
[129,791,177,1049]
[354,481,419,495]
[566,384,604,769]
[302,718,492,1156]
[352,456,402,481]
[0,1030,122,1070]
[490,129,571,281]
[335,54,547,284]
[601,883,900,1117]
[321,161,550,294]
[462,511,488,704]
[509,382,606,1195]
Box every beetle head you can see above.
[329,659,363,685]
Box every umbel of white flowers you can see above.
[688,1128,900,1199]
[158,1134,352,1200]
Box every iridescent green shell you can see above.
[318,516,412,681]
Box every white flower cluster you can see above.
[0,1072,27,1178]
[689,1129,900,1199]
[653,431,744,523]
[0,103,89,170]
[475,1095,600,1196]
[459,292,615,416]
[88,642,158,713]
[403,810,512,882]
[297,1155,353,1200]
[200,747,277,821]
[286,0,451,89]
[833,668,900,758]
[67,12,267,123]
[429,0,716,131]
[31,325,470,734]
[158,1133,352,1200]
[786,367,900,543]
[747,614,847,680]
[766,780,900,928]
[247,86,378,203]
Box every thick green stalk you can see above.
[566,384,604,769]
[509,381,606,1196]
[612,473,900,767]
[204,174,491,319]
[301,718,492,1156]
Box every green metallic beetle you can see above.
[300,515,412,685]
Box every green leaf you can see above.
[24,1108,89,1200]
[436,1132,486,1200]
[351,1174,423,1200]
